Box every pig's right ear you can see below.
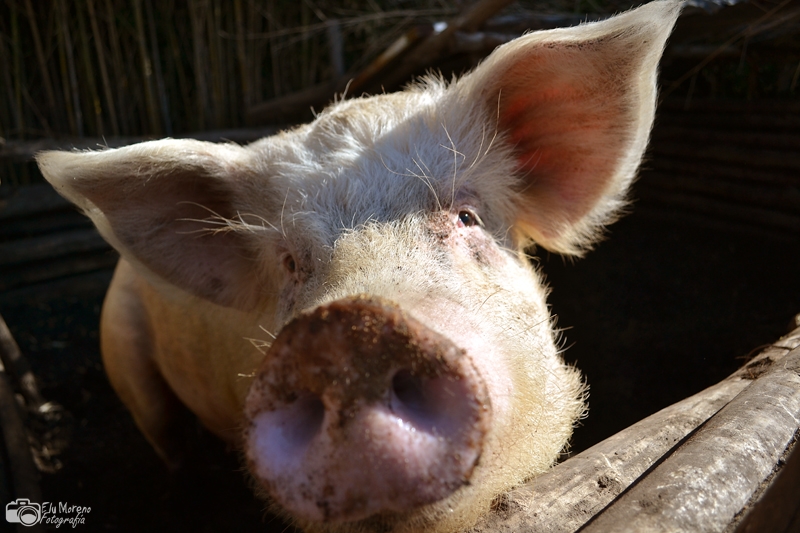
[454,0,681,255]
[37,139,265,310]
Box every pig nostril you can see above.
[391,370,447,434]
[288,392,325,446]
[392,370,427,414]
[253,391,325,460]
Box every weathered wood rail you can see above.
[0,184,115,293]
[637,99,800,236]
[470,322,800,533]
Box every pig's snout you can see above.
[244,296,491,523]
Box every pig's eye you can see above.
[457,209,481,228]
[282,254,297,275]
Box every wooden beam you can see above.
[470,326,800,532]
[581,346,800,532]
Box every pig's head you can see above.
[37,2,680,531]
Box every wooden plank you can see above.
[658,99,800,114]
[0,315,43,519]
[652,125,800,151]
[0,313,45,410]
[0,127,279,163]
[0,269,113,308]
[373,0,516,91]
[0,183,72,220]
[653,112,800,132]
[646,158,799,187]
[640,172,800,212]
[632,205,800,244]
[0,228,109,267]
[732,434,800,533]
[0,251,118,292]
[247,0,516,124]
[580,347,800,532]
[470,327,800,532]
[0,210,91,240]
[472,380,751,533]
[635,186,800,233]
[651,141,800,172]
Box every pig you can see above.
[36,2,681,531]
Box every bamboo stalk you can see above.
[104,0,130,134]
[167,14,191,133]
[21,85,54,138]
[87,0,119,136]
[144,0,172,135]
[133,0,161,134]
[0,24,22,140]
[300,2,310,88]
[225,6,238,124]
[267,0,282,98]
[76,0,104,137]
[0,13,6,140]
[207,0,225,128]
[326,19,344,79]
[249,0,261,104]
[24,0,59,135]
[58,0,84,137]
[189,0,209,130]
[10,5,25,138]
[234,0,251,110]
[55,8,76,135]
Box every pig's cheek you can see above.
[414,308,514,440]
[277,281,299,320]
[450,222,506,268]
[452,333,514,435]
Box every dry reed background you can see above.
[1,0,798,184]
[0,0,655,142]
[0,0,455,140]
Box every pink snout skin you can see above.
[244,296,491,524]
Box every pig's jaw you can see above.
[243,296,491,526]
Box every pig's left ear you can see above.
[37,140,267,310]
[454,0,682,255]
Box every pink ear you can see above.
[459,0,681,254]
[37,140,265,310]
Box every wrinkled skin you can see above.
[37,2,681,532]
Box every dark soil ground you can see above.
[1,193,797,532]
